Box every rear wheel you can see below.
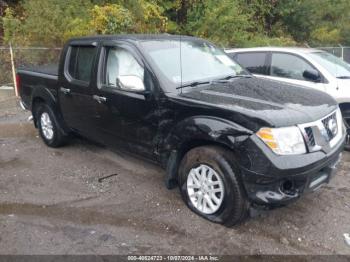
[178,146,249,226]
[35,103,67,147]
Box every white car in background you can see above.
[225,47,350,148]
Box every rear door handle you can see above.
[60,87,71,95]
[93,95,107,103]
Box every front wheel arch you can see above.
[164,139,243,189]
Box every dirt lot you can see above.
[0,90,350,255]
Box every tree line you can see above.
[0,0,349,47]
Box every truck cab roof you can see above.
[68,34,203,44]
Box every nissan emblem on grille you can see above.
[322,113,338,141]
[327,118,338,137]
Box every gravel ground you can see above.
[0,91,350,255]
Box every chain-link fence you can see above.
[0,47,61,91]
[1,45,350,91]
[317,46,350,63]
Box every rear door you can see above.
[91,41,159,159]
[230,52,270,76]
[58,42,98,138]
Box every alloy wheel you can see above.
[186,164,224,214]
[40,112,54,140]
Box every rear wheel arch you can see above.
[32,96,58,125]
[32,97,46,127]
[31,95,68,135]
[35,103,67,147]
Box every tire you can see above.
[178,146,249,226]
[35,103,67,148]
[342,109,350,151]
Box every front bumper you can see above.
[238,132,345,207]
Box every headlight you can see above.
[256,126,306,155]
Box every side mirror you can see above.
[303,69,321,82]
[116,75,145,92]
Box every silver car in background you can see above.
[225,47,350,148]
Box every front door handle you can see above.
[93,95,107,103]
[60,87,71,95]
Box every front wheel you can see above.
[178,146,249,226]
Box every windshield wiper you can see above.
[176,80,211,89]
[218,74,252,81]
[175,74,252,89]
[337,76,350,79]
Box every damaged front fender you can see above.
[163,116,253,152]
[160,116,253,189]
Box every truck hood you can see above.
[178,77,337,130]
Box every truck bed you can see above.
[17,64,59,110]
[18,64,58,77]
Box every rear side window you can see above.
[270,53,316,81]
[234,52,268,75]
[68,46,96,82]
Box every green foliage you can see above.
[2,7,23,44]
[184,0,296,47]
[275,0,350,46]
[311,27,342,46]
[90,4,133,34]
[134,0,167,33]
[1,0,350,47]
[186,0,252,46]
[2,0,92,46]
[1,0,168,46]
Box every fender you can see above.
[31,86,68,134]
[31,85,57,111]
[161,115,253,189]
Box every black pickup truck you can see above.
[18,34,345,226]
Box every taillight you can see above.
[15,74,20,96]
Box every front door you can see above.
[92,42,159,159]
[262,52,327,92]
[58,43,98,138]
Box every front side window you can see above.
[234,52,268,75]
[104,47,144,88]
[270,53,316,81]
[68,46,96,82]
[140,39,245,91]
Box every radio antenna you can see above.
[179,34,183,94]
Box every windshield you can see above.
[140,39,246,90]
[309,51,350,78]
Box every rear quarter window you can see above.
[233,52,268,75]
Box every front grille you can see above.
[305,127,315,146]
[299,109,342,152]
